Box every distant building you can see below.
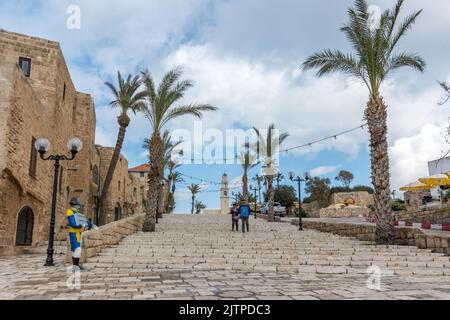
[428,156,450,198]
[428,157,450,176]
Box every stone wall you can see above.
[320,205,370,218]
[330,191,374,207]
[404,190,431,210]
[302,201,320,217]
[396,208,450,224]
[291,219,450,255]
[0,30,144,255]
[96,146,143,224]
[70,214,145,263]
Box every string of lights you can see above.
[175,122,368,192]
[173,122,368,162]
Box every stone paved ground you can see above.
[1,214,450,300]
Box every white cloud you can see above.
[94,126,115,147]
[390,123,449,193]
[309,165,342,177]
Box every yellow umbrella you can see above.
[400,181,433,191]
[419,174,450,187]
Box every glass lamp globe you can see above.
[67,138,83,153]
[34,138,51,153]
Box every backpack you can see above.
[240,205,250,219]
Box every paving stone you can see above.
[1,214,450,300]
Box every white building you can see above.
[428,156,450,176]
[428,157,450,198]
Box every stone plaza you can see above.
[1,214,450,300]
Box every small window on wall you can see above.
[140,172,145,178]
[19,57,32,78]
[63,83,66,101]
[29,137,37,178]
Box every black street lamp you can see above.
[255,174,262,203]
[231,191,238,204]
[250,185,258,219]
[289,171,310,231]
[35,137,83,266]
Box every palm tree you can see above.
[195,200,206,214]
[275,172,285,189]
[143,130,182,218]
[165,160,181,214]
[141,67,217,231]
[188,184,201,214]
[253,124,289,222]
[100,72,145,225]
[302,0,425,244]
[169,171,184,213]
[238,144,258,202]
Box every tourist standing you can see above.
[230,203,239,232]
[239,200,251,233]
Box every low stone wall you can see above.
[291,219,450,256]
[396,208,450,224]
[319,206,370,218]
[66,214,145,263]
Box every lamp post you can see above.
[255,174,262,203]
[289,171,310,231]
[232,192,238,204]
[250,185,258,219]
[35,137,83,266]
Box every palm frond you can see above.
[161,104,217,128]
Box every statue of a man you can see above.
[66,197,94,270]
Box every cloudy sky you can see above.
[1,0,449,212]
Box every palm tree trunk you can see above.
[157,183,164,219]
[143,132,163,232]
[164,178,172,214]
[267,175,275,222]
[99,113,130,226]
[191,196,195,214]
[365,96,395,244]
[242,172,249,203]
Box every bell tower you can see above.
[220,173,229,214]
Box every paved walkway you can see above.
[1,214,450,300]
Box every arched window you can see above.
[114,204,122,221]
[92,165,99,184]
[16,206,34,246]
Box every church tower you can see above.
[220,173,230,214]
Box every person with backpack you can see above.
[239,200,251,233]
[230,203,239,232]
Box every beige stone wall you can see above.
[302,201,320,217]
[404,191,431,210]
[70,214,145,263]
[0,30,143,255]
[96,146,143,224]
[291,219,450,255]
[330,191,374,207]
[320,206,371,218]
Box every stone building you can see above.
[128,164,170,215]
[319,191,374,218]
[0,30,143,255]
[97,146,143,223]
[128,164,150,212]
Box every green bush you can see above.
[392,200,406,212]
